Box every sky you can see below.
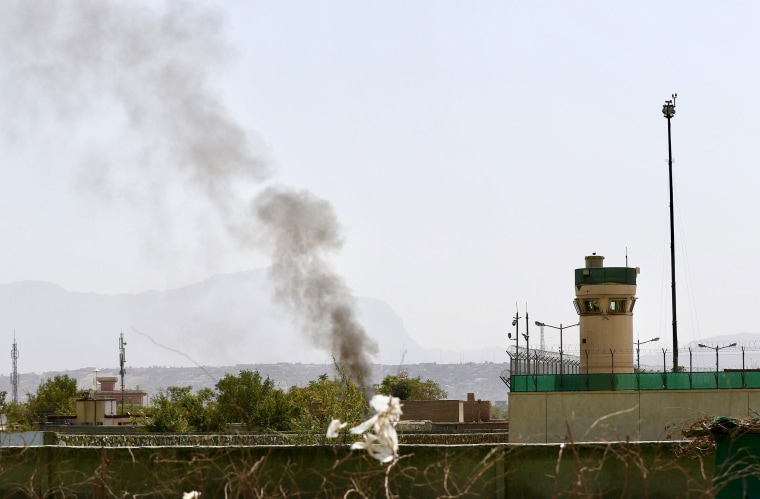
[1,1,760,367]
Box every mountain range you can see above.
[0,269,506,375]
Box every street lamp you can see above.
[535,321,579,377]
[698,342,737,375]
[663,93,679,369]
[635,337,659,372]
[507,310,520,374]
[508,312,520,353]
[524,308,530,375]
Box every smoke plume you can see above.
[0,1,377,379]
[254,186,379,381]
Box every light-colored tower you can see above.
[573,255,638,374]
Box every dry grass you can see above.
[0,429,731,498]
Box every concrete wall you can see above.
[0,438,712,498]
[509,388,760,443]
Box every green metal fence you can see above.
[509,371,760,392]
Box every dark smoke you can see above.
[254,186,379,381]
[0,0,271,211]
[0,1,377,378]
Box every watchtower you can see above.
[573,255,638,374]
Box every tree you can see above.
[27,374,78,421]
[139,386,224,433]
[140,387,192,433]
[215,370,292,431]
[375,370,447,400]
[288,363,368,440]
[4,402,34,430]
[184,387,224,432]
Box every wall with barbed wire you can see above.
[501,342,760,391]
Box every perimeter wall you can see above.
[509,388,760,443]
[0,437,713,498]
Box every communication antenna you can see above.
[119,331,127,414]
[11,333,19,404]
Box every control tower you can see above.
[573,255,638,374]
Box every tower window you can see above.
[609,299,627,314]
[583,298,600,312]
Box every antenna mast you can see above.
[11,333,19,404]
[119,332,127,414]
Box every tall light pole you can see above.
[535,321,579,378]
[523,307,530,375]
[699,342,737,375]
[635,337,659,372]
[663,93,678,369]
[508,310,520,352]
[508,308,520,374]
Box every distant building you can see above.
[463,392,491,422]
[400,392,506,431]
[401,399,463,423]
[75,395,117,425]
[95,376,147,407]
[66,375,148,426]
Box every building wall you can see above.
[401,400,463,422]
[76,398,117,425]
[96,376,147,406]
[463,393,491,422]
[509,389,760,443]
[97,391,147,406]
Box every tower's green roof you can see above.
[575,267,637,286]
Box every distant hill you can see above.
[0,270,507,373]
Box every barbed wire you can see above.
[508,341,760,356]
[503,341,760,377]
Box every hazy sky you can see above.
[1,1,759,362]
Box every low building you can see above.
[75,394,135,426]
[75,395,116,425]
[402,393,492,423]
